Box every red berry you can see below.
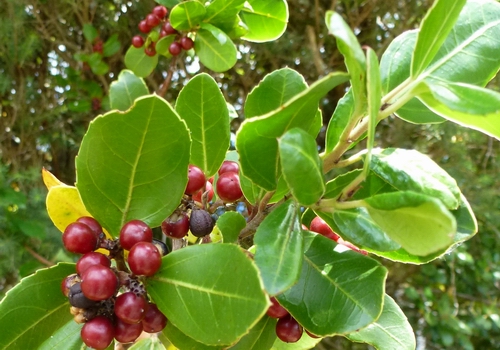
[216,172,243,202]
[162,21,178,35]
[138,20,152,33]
[218,160,239,175]
[142,303,167,333]
[120,220,153,251]
[81,316,115,350]
[146,13,161,28]
[169,41,182,56]
[160,29,168,38]
[81,265,118,301]
[161,213,190,239]
[76,252,111,275]
[131,35,145,48]
[62,222,98,254]
[189,209,214,237]
[276,315,303,343]
[128,242,162,276]
[114,292,148,324]
[144,45,156,56]
[267,297,289,318]
[77,216,102,236]
[192,180,214,203]
[93,40,103,54]
[179,37,194,50]
[185,165,206,195]
[152,5,168,19]
[310,216,340,241]
[114,318,143,343]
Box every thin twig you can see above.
[24,246,54,267]
[157,55,178,97]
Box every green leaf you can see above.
[76,95,191,236]
[347,294,416,350]
[163,322,223,350]
[205,0,246,30]
[364,47,381,176]
[381,0,500,124]
[229,316,277,350]
[109,70,149,111]
[236,72,349,190]
[324,89,355,153]
[38,320,83,350]
[278,128,325,206]
[418,80,500,140]
[170,1,207,31]
[176,73,230,176]
[240,0,288,43]
[14,219,46,239]
[411,0,467,77]
[271,332,322,350]
[370,148,461,209]
[195,23,237,72]
[325,11,366,116]
[217,211,246,243]
[124,46,158,78]
[0,263,75,350]
[88,57,109,76]
[364,191,456,256]
[276,231,387,335]
[156,0,181,7]
[103,33,121,57]
[254,200,303,295]
[129,336,167,350]
[147,244,269,346]
[83,23,98,43]
[239,172,264,205]
[245,68,307,119]
[156,35,176,57]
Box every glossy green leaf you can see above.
[364,191,456,256]
[76,95,190,236]
[229,316,277,350]
[103,33,121,57]
[278,128,325,206]
[109,70,149,111]
[276,231,387,335]
[236,72,350,190]
[381,0,500,124]
[325,11,366,116]
[254,200,303,295]
[380,30,444,124]
[366,193,477,264]
[176,73,230,176]
[129,336,167,350]
[83,23,98,43]
[364,47,381,175]
[347,294,416,350]
[88,55,109,76]
[170,0,207,31]
[239,172,264,205]
[0,263,75,350]
[163,322,223,350]
[370,148,461,209]
[195,23,237,72]
[245,68,307,119]
[205,0,246,31]
[217,211,246,243]
[147,244,269,346]
[155,35,176,57]
[411,0,466,77]
[156,0,181,7]
[240,0,288,43]
[38,320,83,350]
[124,46,158,77]
[325,88,355,153]
[271,332,322,350]
[419,80,500,140]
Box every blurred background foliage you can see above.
[0,0,499,348]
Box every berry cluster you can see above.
[266,297,319,342]
[308,216,368,255]
[131,5,194,57]
[61,217,167,349]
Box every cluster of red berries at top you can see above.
[61,217,167,349]
[162,161,243,240]
[131,5,194,57]
[308,216,368,255]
